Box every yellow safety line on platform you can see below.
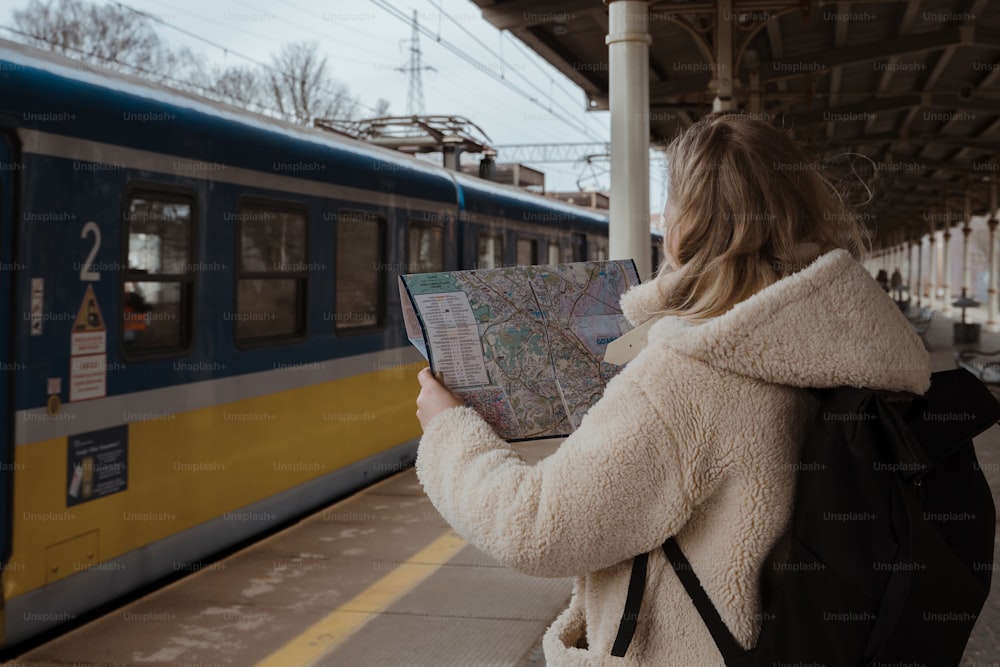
[254,530,467,667]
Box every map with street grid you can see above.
[401,260,640,441]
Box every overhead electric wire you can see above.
[109,0,384,115]
[260,0,572,142]
[273,0,400,49]
[228,0,391,67]
[123,0,275,46]
[119,0,604,146]
[110,1,267,69]
[425,0,591,124]
[500,29,598,115]
[410,0,604,143]
[370,0,605,143]
[234,0,555,141]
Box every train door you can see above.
[0,132,17,566]
[571,232,587,262]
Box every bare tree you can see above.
[211,65,267,111]
[267,41,359,124]
[12,1,386,125]
[12,0,202,84]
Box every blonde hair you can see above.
[657,113,868,322]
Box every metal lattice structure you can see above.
[397,10,436,116]
[314,115,494,156]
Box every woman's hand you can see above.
[416,367,464,430]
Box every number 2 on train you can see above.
[80,221,101,281]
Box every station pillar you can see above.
[606,0,652,279]
[712,0,735,112]
[961,192,973,300]
[988,217,999,332]
[906,238,914,304]
[915,234,923,309]
[942,224,953,317]
[928,225,937,309]
[988,176,999,332]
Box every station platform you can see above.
[4,437,570,667]
[5,308,1000,667]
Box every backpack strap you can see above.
[610,552,649,656]
[662,537,745,663]
[610,539,745,661]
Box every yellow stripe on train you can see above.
[5,362,424,600]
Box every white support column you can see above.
[961,189,973,299]
[928,225,937,309]
[906,239,914,303]
[961,222,973,298]
[606,0,652,279]
[712,0,735,112]
[915,235,923,309]
[942,223,953,317]
[988,175,999,331]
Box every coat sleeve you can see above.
[414,348,719,578]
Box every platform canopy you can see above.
[468,0,1000,245]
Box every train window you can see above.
[592,237,608,261]
[571,233,587,262]
[547,242,560,265]
[336,210,385,331]
[477,232,503,269]
[516,238,538,266]
[122,194,194,355]
[236,203,307,342]
[408,221,444,273]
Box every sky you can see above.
[0,0,668,210]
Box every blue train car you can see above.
[454,171,610,269]
[0,38,660,647]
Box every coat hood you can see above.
[619,249,930,394]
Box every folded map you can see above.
[400,260,640,441]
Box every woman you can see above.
[414,114,931,666]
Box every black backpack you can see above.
[611,368,999,665]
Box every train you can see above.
[0,37,663,648]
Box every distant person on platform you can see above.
[890,268,904,301]
[413,113,930,666]
[876,268,890,292]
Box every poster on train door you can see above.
[66,425,128,507]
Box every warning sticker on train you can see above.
[70,285,107,401]
[71,285,106,355]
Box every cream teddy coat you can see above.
[415,249,931,666]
